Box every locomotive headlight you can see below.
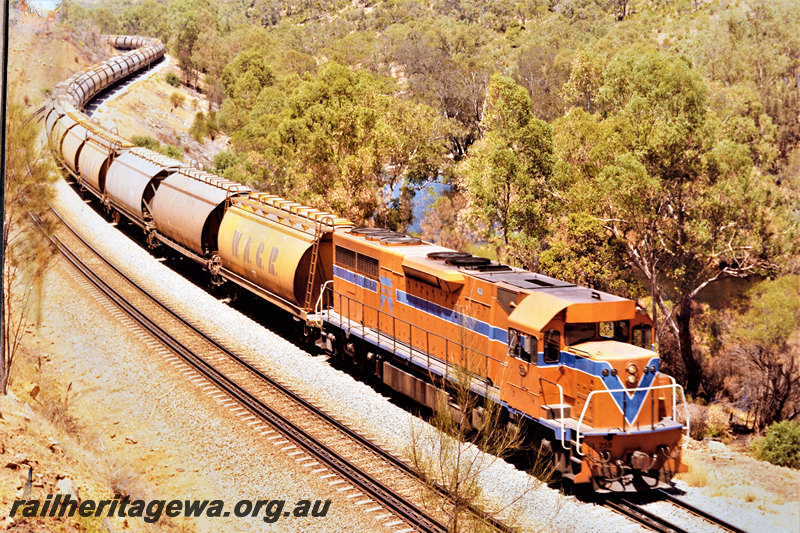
[602,369,609,377]
[627,375,637,385]
[627,363,638,374]
[650,365,656,374]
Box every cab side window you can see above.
[544,329,561,364]
[508,329,537,363]
[632,325,652,348]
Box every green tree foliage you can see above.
[719,277,800,430]
[131,136,184,161]
[220,48,276,124]
[553,48,794,395]
[677,0,800,160]
[539,212,635,295]
[752,421,800,469]
[420,190,477,254]
[190,111,219,142]
[221,61,448,224]
[387,19,496,159]
[561,48,605,113]
[457,74,554,265]
[515,41,571,121]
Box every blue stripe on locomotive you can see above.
[333,265,662,426]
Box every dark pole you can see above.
[1,0,9,388]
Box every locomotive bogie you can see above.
[578,427,686,491]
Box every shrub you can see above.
[131,135,159,151]
[161,145,183,160]
[213,150,238,172]
[680,401,732,441]
[169,91,185,110]
[681,402,709,440]
[165,72,180,87]
[191,110,219,142]
[752,420,800,469]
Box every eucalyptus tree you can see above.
[553,48,795,394]
[457,74,555,265]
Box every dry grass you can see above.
[677,455,708,487]
[6,343,192,532]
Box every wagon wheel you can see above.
[208,254,222,276]
[146,231,159,250]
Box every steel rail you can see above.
[52,191,517,533]
[33,208,448,533]
[657,489,746,533]
[604,498,689,533]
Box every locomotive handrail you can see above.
[664,374,683,427]
[538,377,566,448]
[326,288,501,395]
[316,279,334,316]
[574,382,689,456]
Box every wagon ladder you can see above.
[303,215,333,312]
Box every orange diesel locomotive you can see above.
[318,228,688,492]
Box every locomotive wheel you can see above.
[329,335,343,360]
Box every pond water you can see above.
[404,180,451,234]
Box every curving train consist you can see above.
[45,36,689,492]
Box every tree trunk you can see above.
[676,297,702,397]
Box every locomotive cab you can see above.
[505,291,688,491]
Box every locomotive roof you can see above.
[340,228,638,331]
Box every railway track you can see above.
[656,489,746,533]
[34,206,447,533]
[603,497,688,533]
[36,200,516,532]
[603,491,747,533]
